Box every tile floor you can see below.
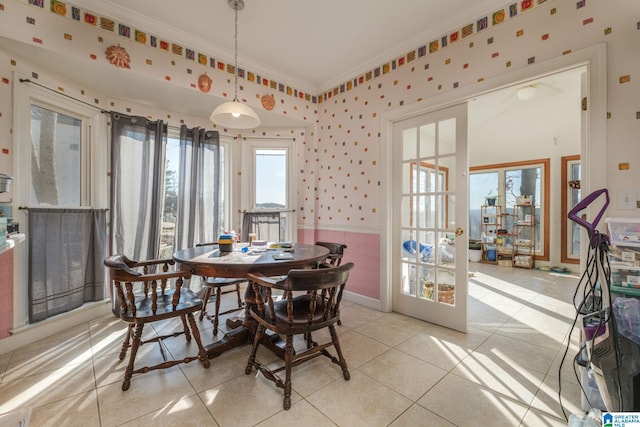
[0,263,588,426]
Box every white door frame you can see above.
[380,43,607,313]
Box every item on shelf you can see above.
[516,195,532,205]
[514,255,532,267]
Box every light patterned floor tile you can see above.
[359,348,447,401]
[200,372,301,426]
[417,373,529,426]
[29,390,100,427]
[97,366,196,427]
[307,370,412,427]
[255,399,336,427]
[388,404,455,427]
[118,393,217,427]
[0,361,96,415]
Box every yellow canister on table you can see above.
[218,234,234,252]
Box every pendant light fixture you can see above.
[210,0,261,129]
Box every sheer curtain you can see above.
[110,112,166,261]
[241,211,282,242]
[174,126,221,251]
[28,208,107,323]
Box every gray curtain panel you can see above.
[174,126,221,250]
[28,208,107,323]
[110,112,166,261]
[241,211,282,242]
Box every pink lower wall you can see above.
[0,249,13,338]
[298,229,380,300]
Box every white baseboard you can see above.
[342,290,383,311]
[1,300,113,355]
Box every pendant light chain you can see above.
[233,1,239,102]
[209,0,259,129]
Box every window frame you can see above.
[240,138,297,241]
[561,155,581,264]
[470,158,550,260]
[13,74,107,210]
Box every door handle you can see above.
[455,228,464,236]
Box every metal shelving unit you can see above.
[512,204,535,269]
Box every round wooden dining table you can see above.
[173,242,330,358]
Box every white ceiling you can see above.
[1,0,580,129]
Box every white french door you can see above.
[392,103,469,332]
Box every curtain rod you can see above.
[20,80,297,139]
[238,209,296,213]
[165,125,296,141]
[19,206,108,211]
[19,78,111,114]
[231,135,296,141]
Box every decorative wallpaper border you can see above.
[23,0,557,104]
[319,0,557,102]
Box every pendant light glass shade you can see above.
[210,0,261,129]
[210,100,261,129]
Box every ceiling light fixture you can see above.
[517,85,537,101]
[210,0,261,129]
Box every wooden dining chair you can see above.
[315,241,347,325]
[244,262,355,410]
[315,241,347,266]
[195,243,245,335]
[104,254,210,391]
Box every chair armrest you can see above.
[246,272,287,289]
[141,270,192,282]
[132,258,175,268]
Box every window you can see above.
[29,105,83,205]
[470,159,550,260]
[14,77,107,210]
[255,149,287,209]
[159,129,229,257]
[241,139,296,241]
[561,155,581,263]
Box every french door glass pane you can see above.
[30,104,81,206]
[402,128,417,161]
[419,124,435,158]
[438,118,456,156]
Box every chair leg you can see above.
[213,287,222,335]
[180,315,192,341]
[235,283,243,307]
[186,312,210,369]
[329,325,350,381]
[283,334,294,410]
[199,286,212,321]
[123,323,144,391]
[119,323,134,361]
[245,324,265,374]
[304,332,314,349]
